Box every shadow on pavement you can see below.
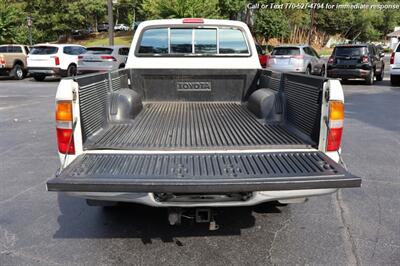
[53,193,284,243]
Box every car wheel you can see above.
[305,66,311,75]
[320,65,326,77]
[67,64,77,77]
[390,75,400,86]
[376,66,384,81]
[33,74,46,81]
[365,71,374,85]
[11,64,24,80]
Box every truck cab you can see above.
[47,19,360,218]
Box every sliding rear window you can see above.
[30,46,58,55]
[272,47,300,56]
[137,27,249,56]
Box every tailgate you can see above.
[47,151,360,193]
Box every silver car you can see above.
[77,46,129,74]
[267,45,326,76]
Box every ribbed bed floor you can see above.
[84,102,310,150]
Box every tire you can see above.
[33,74,46,81]
[391,75,400,86]
[365,70,374,85]
[11,64,24,80]
[67,64,77,77]
[376,65,384,81]
[320,65,326,77]
[305,66,311,75]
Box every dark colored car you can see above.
[256,44,268,68]
[327,44,385,85]
[97,23,109,32]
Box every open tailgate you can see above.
[47,151,360,193]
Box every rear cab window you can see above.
[30,46,59,55]
[0,46,22,53]
[137,26,249,56]
[272,47,300,56]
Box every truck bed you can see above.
[84,102,310,150]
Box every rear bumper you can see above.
[390,65,400,76]
[268,65,306,73]
[77,66,114,74]
[327,68,371,78]
[66,189,339,207]
[28,67,65,76]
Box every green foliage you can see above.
[1,0,399,45]
[0,0,26,44]
[253,9,290,41]
[142,0,221,19]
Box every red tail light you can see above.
[101,55,117,61]
[327,101,344,152]
[78,55,84,60]
[183,18,204,23]
[362,55,369,63]
[0,56,5,65]
[56,101,75,154]
[328,56,334,64]
[390,52,395,64]
[51,56,60,66]
[56,128,75,154]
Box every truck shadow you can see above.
[53,194,284,243]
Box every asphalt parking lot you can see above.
[1,66,399,265]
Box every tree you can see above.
[0,0,26,44]
[141,0,221,19]
[253,9,290,41]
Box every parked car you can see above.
[131,21,142,31]
[47,19,360,225]
[27,44,86,81]
[327,44,385,85]
[114,24,129,31]
[77,45,129,74]
[255,43,268,68]
[97,23,109,32]
[267,45,326,76]
[390,42,400,86]
[0,44,30,80]
[72,27,93,38]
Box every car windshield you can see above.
[85,47,113,55]
[272,47,300,55]
[335,46,366,57]
[30,46,58,55]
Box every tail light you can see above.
[326,101,344,152]
[362,55,369,63]
[0,56,5,65]
[101,55,117,61]
[78,55,84,60]
[390,52,395,64]
[56,101,75,154]
[327,56,334,64]
[51,56,60,66]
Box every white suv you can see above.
[27,44,86,81]
[390,42,400,86]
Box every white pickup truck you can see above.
[47,19,360,224]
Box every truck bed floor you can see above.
[84,102,310,150]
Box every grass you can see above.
[71,32,133,47]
